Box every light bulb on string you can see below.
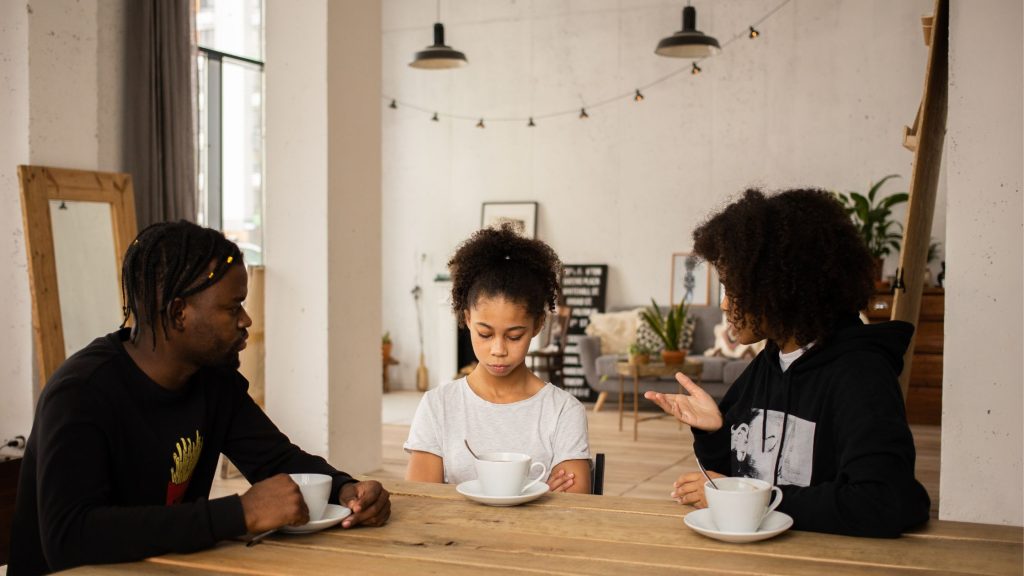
[527,117,536,127]
[579,108,589,119]
[389,99,398,109]
[691,62,702,75]
[476,118,485,128]
[749,26,760,39]
[634,89,645,102]
[431,112,439,122]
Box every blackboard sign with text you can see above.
[561,264,608,401]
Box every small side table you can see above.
[616,358,704,441]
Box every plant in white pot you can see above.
[640,298,689,365]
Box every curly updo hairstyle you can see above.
[693,188,875,346]
[448,223,563,327]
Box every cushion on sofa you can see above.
[704,310,766,358]
[585,309,643,354]
[636,314,697,352]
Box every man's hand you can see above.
[339,480,391,528]
[671,470,726,508]
[239,473,309,533]
[644,373,724,432]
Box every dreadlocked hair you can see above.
[121,220,244,348]
[692,188,875,346]
[448,223,563,327]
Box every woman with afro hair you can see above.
[404,223,591,493]
[646,188,930,537]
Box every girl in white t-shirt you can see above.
[404,223,591,493]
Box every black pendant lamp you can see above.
[655,5,721,59]
[409,2,467,70]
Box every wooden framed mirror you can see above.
[18,165,137,390]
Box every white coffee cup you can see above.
[474,452,548,497]
[704,477,783,533]
[289,473,333,522]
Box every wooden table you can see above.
[67,479,1023,575]
[616,359,703,441]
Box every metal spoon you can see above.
[246,528,276,547]
[696,457,719,490]
[464,439,480,460]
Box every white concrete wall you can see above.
[942,0,1023,526]
[0,0,125,442]
[381,0,944,390]
[0,1,34,442]
[266,0,382,474]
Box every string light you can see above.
[385,0,791,127]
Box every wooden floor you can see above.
[215,392,940,516]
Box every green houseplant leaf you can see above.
[835,175,908,260]
[640,298,689,352]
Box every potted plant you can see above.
[836,174,909,282]
[627,342,651,365]
[640,298,689,365]
[382,331,393,361]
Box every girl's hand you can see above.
[644,373,724,432]
[547,469,576,493]
[671,470,725,508]
[544,469,577,491]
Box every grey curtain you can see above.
[124,0,196,228]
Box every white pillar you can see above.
[942,0,1023,526]
[265,1,382,474]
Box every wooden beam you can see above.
[891,0,948,401]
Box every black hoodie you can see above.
[694,317,931,537]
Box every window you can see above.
[196,0,265,265]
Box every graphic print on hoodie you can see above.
[730,407,814,486]
[166,431,204,505]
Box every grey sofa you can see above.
[577,305,752,409]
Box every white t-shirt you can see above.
[778,342,815,372]
[403,378,591,485]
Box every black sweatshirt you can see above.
[9,329,355,575]
[694,317,931,537]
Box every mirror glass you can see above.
[48,200,122,357]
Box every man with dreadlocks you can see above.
[10,221,391,575]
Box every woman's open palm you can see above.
[644,373,723,432]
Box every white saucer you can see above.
[280,504,352,534]
[684,509,793,543]
[456,480,550,506]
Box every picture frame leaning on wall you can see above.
[481,202,538,238]
[671,252,712,307]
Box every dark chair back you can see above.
[591,453,605,495]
